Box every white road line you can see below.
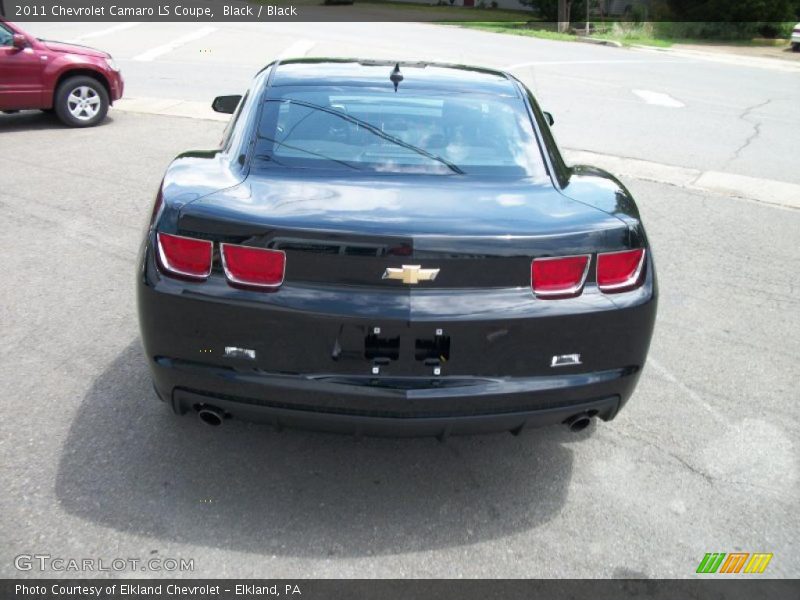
[133,26,217,62]
[632,89,685,108]
[278,39,316,59]
[68,22,142,43]
[648,358,724,422]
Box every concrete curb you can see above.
[114,97,229,122]
[577,37,623,48]
[631,44,800,73]
[564,149,800,210]
[694,171,800,209]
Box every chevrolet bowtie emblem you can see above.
[382,265,440,285]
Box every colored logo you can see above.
[696,552,773,574]
[382,264,440,285]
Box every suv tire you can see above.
[54,76,109,127]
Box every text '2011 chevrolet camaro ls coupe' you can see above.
[137,59,657,437]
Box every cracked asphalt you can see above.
[725,99,773,170]
[1,22,799,579]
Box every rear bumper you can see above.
[173,386,621,437]
[138,239,656,436]
[152,356,639,436]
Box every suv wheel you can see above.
[54,76,109,127]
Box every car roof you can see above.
[267,58,521,96]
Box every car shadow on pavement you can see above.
[0,111,115,131]
[55,340,576,558]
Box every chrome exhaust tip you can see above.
[564,413,592,433]
[197,406,224,427]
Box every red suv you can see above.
[0,19,123,127]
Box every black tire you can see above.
[54,75,109,127]
[793,42,800,53]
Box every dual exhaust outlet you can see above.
[564,412,594,433]
[197,405,225,427]
[195,404,596,433]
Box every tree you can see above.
[558,0,571,32]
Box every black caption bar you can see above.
[3,579,800,600]
[3,0,788,23]
[5,1,306,22]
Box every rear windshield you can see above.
[252,86,547,178]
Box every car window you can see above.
[0,24,13,46]
[221,91,249,152]
[525,90,569,186]
[253,87,547,178]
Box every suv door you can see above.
[0,23,46,111]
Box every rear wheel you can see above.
[793,42,800,52]
[54,76,109,127]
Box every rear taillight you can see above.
[221,243,286,288]
[531,254,590,298]
[597,248,646,293]
[156,233,213,281]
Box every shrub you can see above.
[666,0,795,23]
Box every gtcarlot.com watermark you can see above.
[14,554,194,573]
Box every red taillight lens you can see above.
[156,233,213,280]
[221,243,285,288]
[531,254,590,298]
[597,248,646,293]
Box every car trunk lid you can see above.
[178,174,629,289]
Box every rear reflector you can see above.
[221,243,286,288]
[531,254,591,298]
[156,233,213,280]
[597,248,646,293]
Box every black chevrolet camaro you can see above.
[137,58,657,437]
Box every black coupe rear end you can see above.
[137,59,657,437]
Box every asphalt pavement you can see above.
[19,21,800,186]
[0,22,798,579]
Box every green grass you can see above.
[459,20,800,48]
[593,25,674,47]
[458,22,576,43]
[458,21,670,47]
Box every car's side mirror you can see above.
[544,111,555,126]
[212,95,242,114]
[12,34,28,50]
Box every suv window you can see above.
[0,24,13,46]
